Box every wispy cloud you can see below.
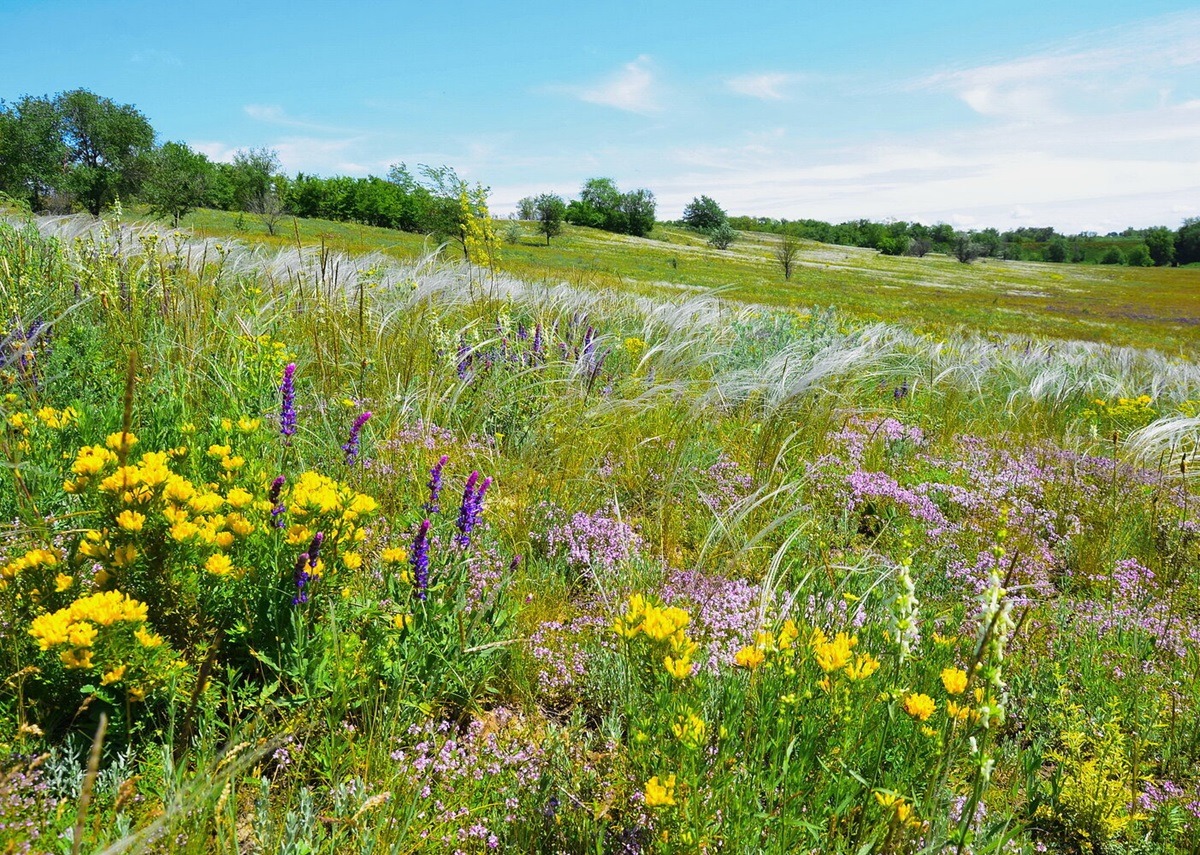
[244,104,361,135]
[725,72,795,101]
[574,55,660,114]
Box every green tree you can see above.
[776,234,800,280]
[533,193,566,245]
[708,221,737,250]
[1099,247,1124,265]
[954,233,982,263]
[682,195,727,231]
[230,147,286,234]
[143,142,213,226]
[0,94,65,211]
[57,89,155,216]
[619,188,656,237]
[1144,226,1176,266]
[516,196,536,221]
[1126,244,1153,267]
[1044,239,1068,263]
[1176,218,1200,266]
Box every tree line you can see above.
[2,88,1196,267]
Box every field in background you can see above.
[181,207,1200,355]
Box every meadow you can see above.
[1,211,1199,854]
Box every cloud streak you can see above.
[574,55,660,114]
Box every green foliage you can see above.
[1044,239,1068,263]
[533,192,566,245]
[0,94,66,211]
[1101,246,1125,264]
[1126,243,1153,267]
[682,195,727,231]
[143,142,214,227]
[1144,226,1176,266]
[564,177,657,237]
[707,221,737,250]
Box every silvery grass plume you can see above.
[1126,415,1200,480]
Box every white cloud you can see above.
[726,73,794,101]
[191,141,237,163]
[244,104,360,135]
[575,55,660,114]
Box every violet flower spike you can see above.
[425,454,449,514]
[342,410,373,465]
[279,363,297,440]
[307,531,324,568]
[269,475,287,527]
[455,472,491,549]
[292,552,311,605]
[411,519,431,601]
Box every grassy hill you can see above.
[181,207,1200,355]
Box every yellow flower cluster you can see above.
[671,710,706,748]
[902,693,937,721]
[0,547,61,585]
[644,774,677,807]
[808,627,880,682]
[28,591,156,672]
[614,594,698,680]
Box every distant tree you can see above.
[682,195,727,231]
[1099,247,1124,265]
[974,227,1001,258]
[1126,244,1153,267]
[930,223,955,250]
[954,233,982,264]
[1044,240,1068,263]
[57,89,155,216]
[620,188,656,237]
[1176,217,1200,266]
[708,221,737,250]
[230,147,285,234]
[1000,241,1022,261]
[907,237,932,258]
[0,94,65,211]
[533,193,566,245]
[1144,226,1176,266]
[502,219,523,245]
[776,234,800,280]
[143,141,212,226]
[580,177,622,214]
[877,234,907,256]
[516,196,536,221]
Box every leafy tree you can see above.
[57,89,155,216]
[776,234,800,280]
[930,223,955,248]
[954,234,982,264]
[1176,218,1200,266]
[1126,244,1153,267]
[516,196,536,221]
[707,221,737,250]
[682,195,727,231]
[1099,247,1124,265]
[533,193,566,245]
[877,234,907,256]
[907,238,932,258]
[1144,226,1176,266]
[230,147,281,212]
[143,141,212,226]
[0,94,65,211]
[620,188,656,238]
[1044,240,1068,263]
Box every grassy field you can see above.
[180,207,1200,355]
[1,211,1199,854]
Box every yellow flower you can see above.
[134,627,163,648]
[115,509,146,532]
[101,665,126,686]
[671,712,706,748]
[644,774,677,807]
[778,618,799,650]
[734,646,765,670]
[170,521,200,542]
[342,552,363,570]
[237,416,260,432]
[663,655,693,679]
[105,431,138,454]
[60,648,94,669]
[221,455,245,472]
[392,613,413,630]
[55,573,74,592]
[812,631,856,673]
[225,487,254,508]
[205,553,233,576]
[381,547,408,564]
[112,544,138,567]
[845,652,881,681]
[207,444,231,459]
[902,693,936,721]
[941,667,969,695]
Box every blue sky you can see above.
[3,0,1199,232]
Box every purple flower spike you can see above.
[292,552,311,605]
[342,410,373,465]
[307,531,324,567]
[455,471,491,549]
[425,454,450,514]
[269,475,287,527]
[411,519,431,600]
[280,363,297,441]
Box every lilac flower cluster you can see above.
[661,568,763,670]
[525,611,610,703]
[698,454,755,515]
[279,362,297,440]
[0,756,57,855]
[390,709,547,849]
[455,471,491,549]
[540,504,643,579]
[342,411,372,465]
